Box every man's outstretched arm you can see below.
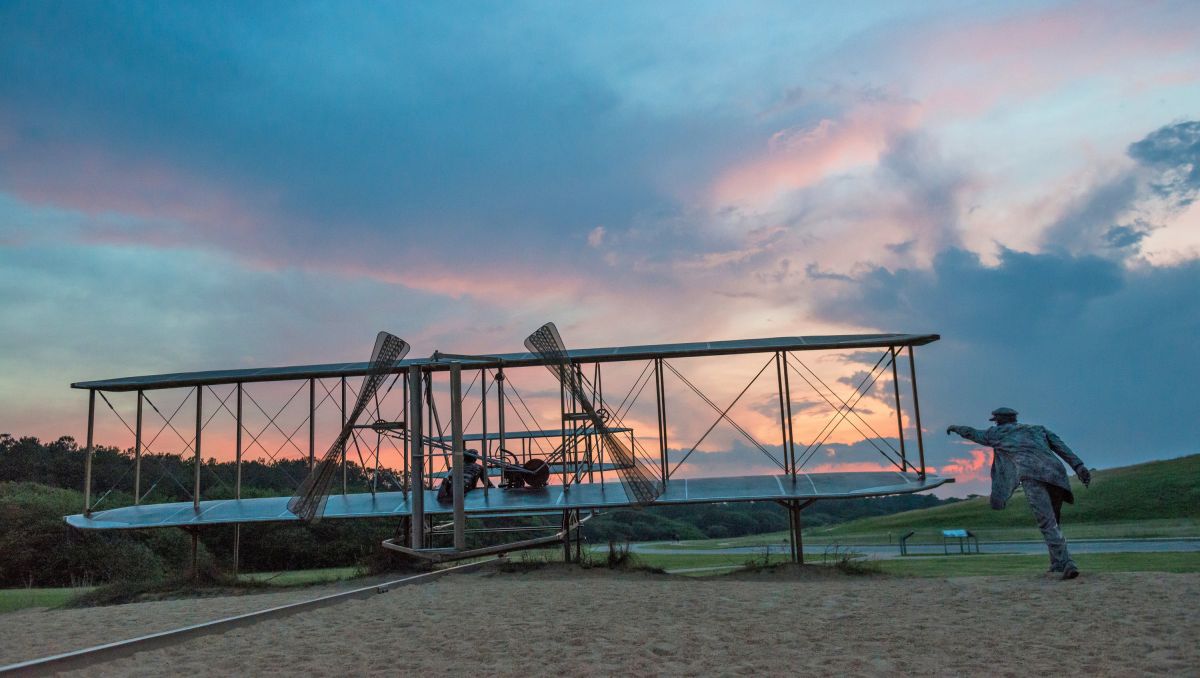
[1046,429,1091,486]
[946,425,991,446]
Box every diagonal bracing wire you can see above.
[242,380,312,460]
[786,352,904,471]
[139,388,239,498]
[795,353,902,471]
[794,352,897,469]
[788,351,899,455]
[573,365,665,471]
[666,356,785,477]
[499,378,550,456]
[207,386,306,489]
[793,355,889,465]
[525,322,661,505]
[612,361,655,421]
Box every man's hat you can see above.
[989,407,1018,421]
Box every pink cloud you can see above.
[893,1,1200,119]
[710,101,920,206]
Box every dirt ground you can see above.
[3,567,1196,676]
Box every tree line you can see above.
[0,434,957,586]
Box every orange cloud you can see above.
[935,448,990,483]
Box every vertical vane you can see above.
[524,322,661,505]
[288,332,410,523]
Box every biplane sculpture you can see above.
[66,323,949,565]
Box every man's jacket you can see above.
[948,423,1086,510]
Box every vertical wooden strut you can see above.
[781,352,795,478]
[234,383,242,575]
[340,377,347,495]
[907,346,926,479]
[889,347,907,472]
[496,368,506,471]
[450,364,466,551]
[193,386,202,512]
[655,358,668,485]
[775,352,789,475]
[83,389,95,515]
[408,367,424,550]
[480,368,488,497]
[559,371,568,488]
[235,384,243,496]
[308,378,316,470]
[134,390,143,504]
[401,376,408,498]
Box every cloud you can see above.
[1044,120,1200,256]
[587,226,607,248]
[1127,120,1200,199]
[808,245,1200,472]
[2,3,1199,497]
[933,448,992,494]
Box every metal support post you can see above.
[781,352,795,477]
[134,390,143,504]
[559,374,568,488]
[793,502,804,564]
[340,377,347,494]
[408,368,424,550]
[907,346,926,479]
[401,375,408,498]
[426,381,434,489]
[562,510,571,562]
[373,430,381,495]
[194,386,202,511]
[496,368,506,466]
[84,389,95,515]
[480,368,488,497]
[654,358,668,485]
[314,374,319,470]
[574,509,582,562]
[234,383,242,575]
[191,529,199,580]
[450,364,466,551]
[889,347,907,472]
[235,384,243,496]
[775,353,789,475]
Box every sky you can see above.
[1,0,1197,496]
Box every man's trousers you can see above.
[1021,478,1075,571]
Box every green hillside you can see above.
[812,454,1200,541]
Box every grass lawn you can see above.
[237,566,363,586]
[807,519,1200,545]
[644,519,1200,552]
[816,454,1200,538]
[0,587,94,614]
[516,546,1200,577]
[874,551,1200,577]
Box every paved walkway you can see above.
[630,537,1200,560]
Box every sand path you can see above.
[4,568,1196,676]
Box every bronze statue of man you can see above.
[947,407,1092,579]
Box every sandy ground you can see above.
[3,567,1196,676]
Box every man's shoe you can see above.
[1061,564,1079,580]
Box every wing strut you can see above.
[524,322,661,505]
[289,331,410,523]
